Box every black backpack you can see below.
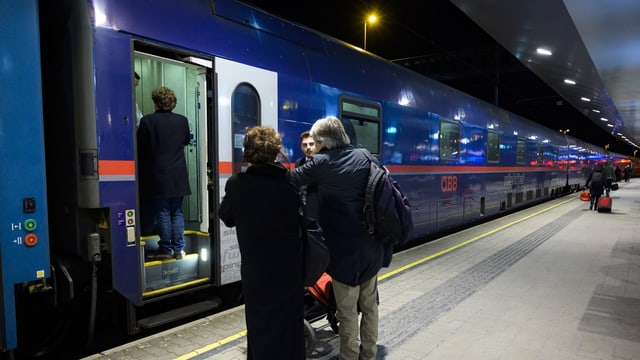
[591,171,603,186]
[360,149,413,246]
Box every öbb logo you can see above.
[441,175,457,192]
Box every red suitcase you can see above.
[597,196,612,213]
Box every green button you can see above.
[24,219,37,231]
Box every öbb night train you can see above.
[0,0,628,358]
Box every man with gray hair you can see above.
[291,116,384,360]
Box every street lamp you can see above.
[560,129,570,190]
[363,14,377,50]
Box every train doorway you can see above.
[134,52,209,234]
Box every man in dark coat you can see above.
[295,130,320,220]
[290,116,384,360]
[138,86,191,260]
[219,126,305,359]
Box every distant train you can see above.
[0,0,632,358]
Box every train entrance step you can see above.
[137,299,220,329]
[144,253,201,291]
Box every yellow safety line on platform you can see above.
[174,330,248,360]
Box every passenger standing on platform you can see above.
[624,164,632,183]
[138,86,191,260]
[585,164,604,211]
[603,160,615,196]
[290,116,383,360]
[295,130,315,168]
[218,126,306,360]
[295,130,319,220]
[615,165,622,182]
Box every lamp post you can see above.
[363,14,377,50]
[560,129,570,190]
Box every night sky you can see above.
[242,0,481,60]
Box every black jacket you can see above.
[585,167,604,196]
[137,110,191,199]
[291,145,384,286]
[218,162,305,358]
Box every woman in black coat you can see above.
[218,126,305,360]
[585,165,604,211]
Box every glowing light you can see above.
[94,6,108,27]
[536,48,552,56]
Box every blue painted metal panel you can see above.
[94,28,142,304]
[0,0,51,350]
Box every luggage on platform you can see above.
[580,190,590,201]
[597,196,612,213]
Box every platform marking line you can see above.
[378,204,584,355]
[175,330,247,360]
[379,195,577,282]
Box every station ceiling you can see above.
[408,0,639,156]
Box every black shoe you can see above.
[147,253,173,261]
[174,251,186,260]
[589,205,593,210]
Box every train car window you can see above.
[516,138,526,165]
[439,120,460,162]
[464,126,486,164]
[232,83,260,174]
[487,130,500,163]
[339,96,382,154]
[537,143,544,164]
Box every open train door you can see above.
[213,57,278,286]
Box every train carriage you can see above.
[0,0,629,358]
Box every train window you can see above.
[517,138,525,164]
[339,96,382,154]
[232,83,260,174]
[487,131,499,163]
[537,144,543,164]
[464,126,486,164]
[439,120,460,162]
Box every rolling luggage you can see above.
[597,196,612,213]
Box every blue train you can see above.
[0,0,629,358]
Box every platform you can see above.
[84,181,640,360]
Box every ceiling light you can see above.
[182,56,212,68]
[607,124,613,127]
[564,79,576,85]
[600,117,608,121]
[592,109,600,113]
[580,97,591,102]
[536,48,552,56]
